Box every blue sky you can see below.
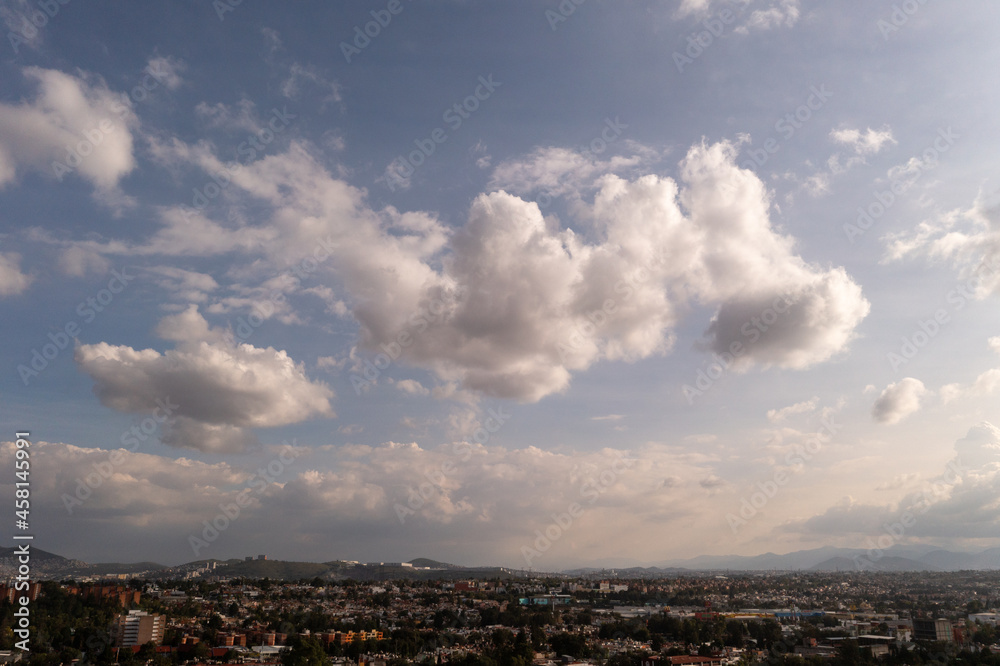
[2,0,1000,569]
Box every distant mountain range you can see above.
[6,544,999,581]
[0,549,522,582]
[581,545,1000,574]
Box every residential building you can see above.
[113,610,166,647]
[0,583,40,603]
[913,618,953,643]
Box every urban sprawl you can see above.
[3,563,1000,666]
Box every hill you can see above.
[658,545,1000,572]
[810,556,940,572]
[214,559,331,579]
[0,546,70,561]
[408,558,461,569]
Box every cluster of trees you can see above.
[281,627,537,666]
[769,641,1000,666]
[0,582,119,666]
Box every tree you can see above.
[725,620,746,648]
[550,632,588,658]
[974,623,997,646]
[135,642,157,662]
[756,620,782,650]
[193,641,210,658]
[682,620,700,647]
[530,625,546,649]
[282,636,331,666]
[607,653,641,666]
[834,639,864,666]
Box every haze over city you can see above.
[1,0,1000,571]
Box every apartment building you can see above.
[113,610,166,647]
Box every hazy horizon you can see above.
[23,540,1000,572]
[2,0,1000,571]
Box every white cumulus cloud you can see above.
[0,67,137,191]
[872,377,926,424]
[57,136,868,404]
[74,307,334,453]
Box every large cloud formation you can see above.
[788,422,1000,541]
[59,133,868,403]
[363,141,869,399]
[74,307,334,453]
[4,437,722,567]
